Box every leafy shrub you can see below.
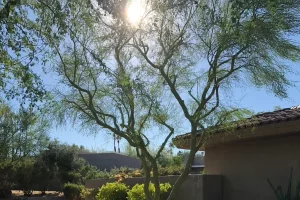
[268,167,300,200]
[15,158,36,196]
[63,183,85,200]
[158,165,184,176]
[201,169,206,175]
[127,182,172,200]
[96,182,128,200]
[0,162,17,197]
[81,188,98,200]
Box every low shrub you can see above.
[96,182,128,200]
[130,170,142,177]
[127,182,172,200]
[158,165,184,176]
[63,183,85,200]
[81,188,98,200]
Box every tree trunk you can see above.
[167,129,199,200]
[139,153,153,200]
[152,162,161,200]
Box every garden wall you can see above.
[205,129,300,200]
[85,175,222,200]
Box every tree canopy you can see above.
[44,0,300,199]
[2,0,300,199]
[0,103,49,162]
[0,0,80,105]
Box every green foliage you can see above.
[127,183,172,200]
[158,165,184,176]
[42,0,300,199]
[0,0,78,105]
[0,102,50,193]
[96,182,128,200]
[123,143,138,158]
[172,155,184,166]
[201,169,206,175]
[15,158,35,196]
[0,131,101,193]
[93,166,184,181]
[81,188,98,200]
[268,168,300,200]
[63,183,84,200]
[35,140,102,187]
[0,103,50,162]
[0,161,17,194]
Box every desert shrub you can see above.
[129,170,142,177]
[267,167,300,200]
[81,188,98,200]
[172,155,184,166]
[166,165,184,175]
[0,162,17,198]
[96,182,128,200]
[63,183,85,200]
[127,183,172,200]
[158,165,184,176]
[15,158,35,196]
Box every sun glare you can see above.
[126,0,144,25]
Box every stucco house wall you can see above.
[173,106,300,200]
[205,132,300,200]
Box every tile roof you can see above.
[237,105,300,127]
[174,105,300,140]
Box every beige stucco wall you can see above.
[205,133,300,200]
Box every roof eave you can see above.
[174,119,300,150]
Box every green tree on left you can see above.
[0,102,50,196]
[0,0,77,106]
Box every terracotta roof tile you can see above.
[174,106,300,140]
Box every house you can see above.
[78,152,141,171]
[173,106,300,200]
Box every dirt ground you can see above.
[9,191,64,198]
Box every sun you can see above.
[126,0,144,25]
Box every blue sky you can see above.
[43,62,300,152]
[5,1,298,153]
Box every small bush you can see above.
[127,182,172,200]
[96,182,128,200]
[158,165,184,176]
[81,188,98,200]
[129,170,142,177]
[63,183,85,200]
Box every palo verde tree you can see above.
[47,0,300,199]
[0,0,81,106]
